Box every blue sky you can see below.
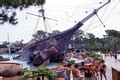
[0,0,120,43]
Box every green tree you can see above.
[50,30,60,36]
[105,30,120,52]
[0,0,45,25]
[70,29,83,46]
[0,0,45,9]
[105,30,120,38]
[11,39,23,47]
[32,30,47,39]
[2,41,9,45]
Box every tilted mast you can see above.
[81,0,110,24]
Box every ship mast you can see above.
[80,0,110,24]
[7,32,11,55]
[39,5,47,34]
[27,6,57,36]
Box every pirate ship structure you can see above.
[16,0,111,66]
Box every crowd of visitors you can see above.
[64,63,83,80]
[28,43,118,80]
[63,49,107,80]
[62,60,107,80]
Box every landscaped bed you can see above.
[0,62,23,77]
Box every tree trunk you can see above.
[42,76,44,80]
[37,77,41,80]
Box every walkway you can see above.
[103,54,120,80]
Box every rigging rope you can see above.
[101,0,119,23]
[68,4,79,18]
[85,15,96,32]
[88,0,119,31]
[45,13,77,23]
[85,4,109,28]
[83,1,108,32]
[45,20,52,33]
[32,16,40,35]
[45,2,102,9]
[100,4,109,19]
[95,13,105,27]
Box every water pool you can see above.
[70,57,84,64]
[0,54,58,69]
[0,54,30,69]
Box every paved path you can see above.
[103,54,120,80]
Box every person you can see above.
[69,49,74,58]
[91,61,100,80]
[64,63,72,80]
[84,64,92,80]
[104,53,107,58]
[72,64,83,80]
[110,51,112,58]
[73,50,77,57]
[66,49,74,59]
[114,54,117,62]
[99,60,107,80]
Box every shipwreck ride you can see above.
[15,0,111,66]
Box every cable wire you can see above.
[33,16,40,34]
[88,0,119,31]
[86,0,119,31]
[85,15,96,32]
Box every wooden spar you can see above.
[80,0,111,24]
[26,12,58,21]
